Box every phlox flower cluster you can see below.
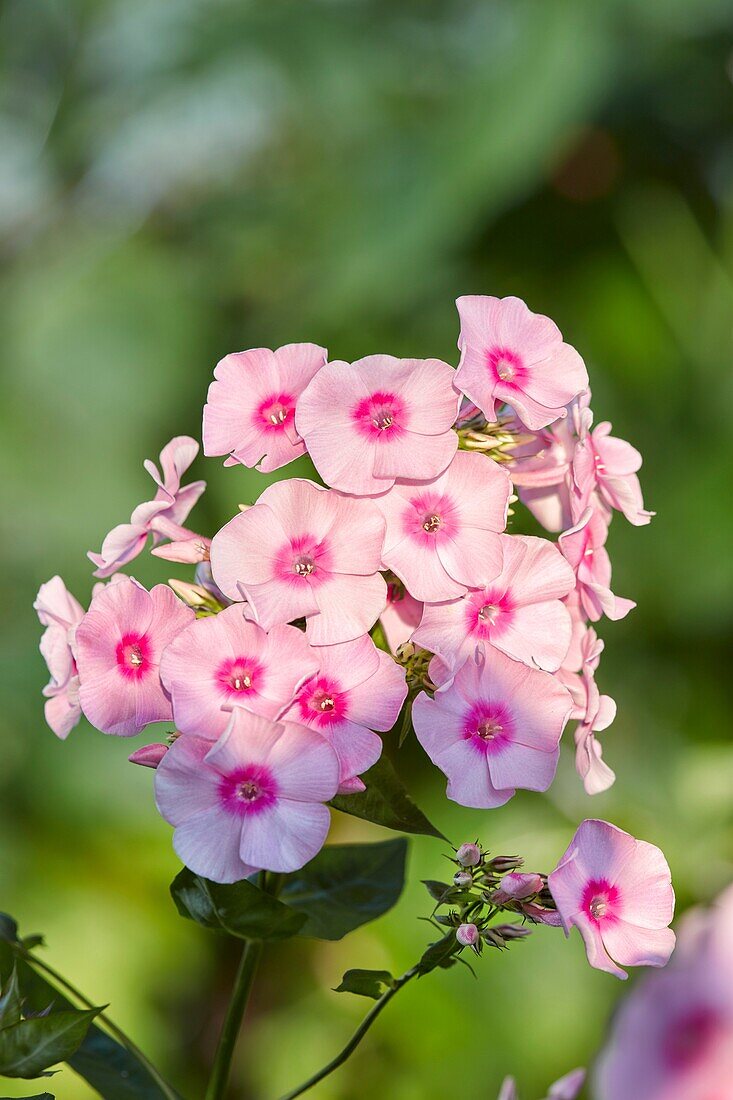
[35,295,673,982]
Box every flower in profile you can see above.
[374,451,510,602]
[573,420,654,526]
[203,343,327,472]
[160,605,319,738]
[412,534,575,673]
[128,743,169,769]
[281,634,407,792]
[454,296,589,431]
[88,436,206,577]
[379,584,422,654]
[210,478,387,645]
[559,507,636,623]
[558,628,616,795]
[75,576,194,736]
[595,885,733,1100]
[296,354,459,495]
[548,819,675,980]
[154,709,340,882]
[34,576,86,739]
[412,646,572,808]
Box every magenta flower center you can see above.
[258,392,295,432]
[464,702,513,754]
[277,534,332,585]
[297,676,346,725]
[663,1005,722,1070]
[218,764,278,817]
[487,346,525,386]
[465,588,512,638]
[582,879,620,923]
[216,657,263,697]
[402,491,458,544]
[115,632,151,679]
[353,391,406,438]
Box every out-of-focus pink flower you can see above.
[34,576,86,739]
[412,534,575,673]
[296,354,459,495]
[210,479,387,645]
[412,646,571,809]
[573,421,654,526]
[498,1069,585,1100]
[160,605,319,738]
[75,576,194,736]
[379,585,422,654]
[549,819,675,980]
[154,710,339,882]
[88,437,206,577]
[596,885,733,1100]
[454,296,588,431]
[558,628,617,795]
[281,634,407,793]
[203,343,327,473]
[374,451,510,602]
[559,508,636,622]
[129,743,169,769]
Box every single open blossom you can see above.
[596,885,733,1100]
[379,584,422,654]
[573,420,654,526]
[88,436,206,577]
[296,354,459,495]
[154,709,340,882]
[210,479,387,645]
[374,451,510,602]
[413,534,575,673]
[160,605,318,738]
[203,343,327,472]
[412,646,572,809]
[559,508,636,623]
[558,628,617,795]
[75,576,194,736]
[455,296,589,431]
[549,819,675,980]
[281,634,407,792]
[35,576,86,739]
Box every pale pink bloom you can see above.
[413,534,575,673]
[374,451,510,602]
[281,634,407,793]
[573,421,654,526]
[88,437,206,577]
[412,646,571,809]
[558,628,617,795]
[559,508,635,622]
[210,479,387,645]
[34,576,85,739]
[75,576,194,736]
[456,923,479,947]
[454,296,589,431]
[596,885,733,1100]
[548,819,675,981]
[129,743,169,768]
[296,354,459,495]
[202,343,327,473]
[154,709,339,882]
[160,605,319,738]
[379,585,422,654]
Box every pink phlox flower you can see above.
[35,576,86,739]
[160,604,320,739]
[154,709,340,882]
[203,343,327,473]
[210,478,387,645]
[75,575,194,736]
[559,507,636,622]
[455,295,589,431]
[379,583,423,654]
[129,743,169,769]
[557,628,617,795]
[412,645,572,809]
[548,818,675,980]
[573,420,654,526]
[412,534,576,674]
[296,354,460,495]
[281,634,407,793]
[374,450,510,602]
[88,436,206,577]
[559,588,589,674]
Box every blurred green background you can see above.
[2,0,733,1097]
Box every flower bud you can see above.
[128,743,168,769]
[487,855,524,874]
[453,870,473,889]
[456,842,482,867]
[492,872,543,905]
[456,923,479,947]
[493,923,532,941]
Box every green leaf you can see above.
[280,838,407,940]
[0,966,23,1030]
[417,931,460,976]
[0,914,20,944]
[334,969,396,1000]
[0,1006,102,1078]
[422,880,453,903]
[331,756,447,840]
[170,869,306,941]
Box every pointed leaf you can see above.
[334,970,396,1000]
[0,914,20,944]
[417,931,461,976]
[0,1006,102,1078]
[0,966,23,1030]
[280,838,407,940]
[331,756,446,840]
[170,869,306,941]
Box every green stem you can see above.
[22,952,179,1100]
[205,938,264,1100]
[279,966,419,1100]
